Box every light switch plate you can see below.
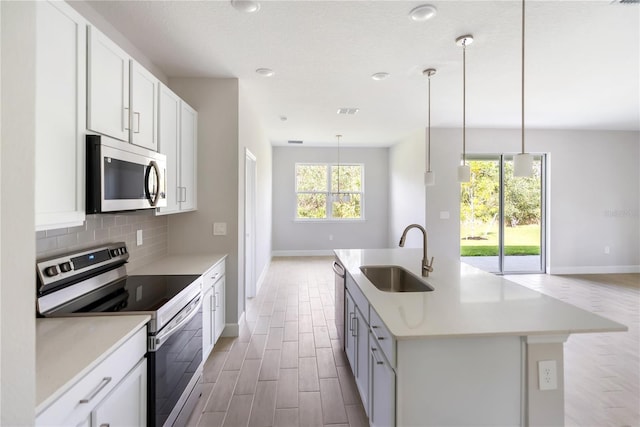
[439,211,450,220]
[213,222,227,236]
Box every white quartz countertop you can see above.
[36,315,150,413]
[334,248,627,340]
[129,253,227,276]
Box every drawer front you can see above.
[36,326,147,426]
[346,273,369,324]
[369,308,396,368]
[203,260,225,290]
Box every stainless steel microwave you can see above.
[86,134,167,213]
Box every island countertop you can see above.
[334,248,627,340]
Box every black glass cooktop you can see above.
[76,274,201,313]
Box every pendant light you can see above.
[456,35,473,183]
[513,0,533,177]
[424,68,436,186]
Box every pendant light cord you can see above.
[521,0,526,155]
[336,134,341,194]
[462,40,467,165]
[427,73,432,172]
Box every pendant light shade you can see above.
[513,0,533,177]
[456,35,473,183]
[424,68,436,186]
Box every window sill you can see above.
[293,218,367,223]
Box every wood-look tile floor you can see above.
[187,257,367,427]
[188,257,639,427]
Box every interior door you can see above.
[244,149,257,299]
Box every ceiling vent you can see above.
[611,0,639,4]
[288,140,303,144]
[337,108,359,115]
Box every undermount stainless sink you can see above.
[359,265,434,292]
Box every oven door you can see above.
[86,135,167,213]
[147,294,203,427]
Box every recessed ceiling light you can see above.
[288,140,303,144]
[231,0,261,13]
[280,115,288,121]
[255,68,274,77]
[371,72,390,81]
[409,4,437,21]
[337,108,359,115]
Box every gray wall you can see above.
[390,128,640,273]
[1,2,36,423]
[272,146,389,254]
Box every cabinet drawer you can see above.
[36,326,147,426]
[369,308,396,368]
[203,261,225,290]
[346,273,369,324]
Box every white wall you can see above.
[388,130,426,249]
[166,78,242,328]
[272,146,389,254]
[238,83,272,300]
[390,128,640,273]
[1,2,36,424]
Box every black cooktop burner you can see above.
[75,275,201,314]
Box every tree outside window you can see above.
[295,163,363,220]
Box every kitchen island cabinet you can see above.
[334,248,627,426]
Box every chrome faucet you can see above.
[399,224,434,277]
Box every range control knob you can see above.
[120,247,127,254]
[59,262,72,273]
[110,249,120,257]
[44,265,59,277]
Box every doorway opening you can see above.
[460,154,546,274]
[244,149,257,300]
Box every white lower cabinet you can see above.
[202,259,226,361]
[36,326,147,427]
[344,282,369,415]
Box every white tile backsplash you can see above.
[36,211,168,272]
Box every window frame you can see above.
[294,162,365,221]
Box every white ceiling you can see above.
[87,0,639,147]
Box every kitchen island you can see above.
[334,248,627,426]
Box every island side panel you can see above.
[527,341,565,426]
[396,336,522,426]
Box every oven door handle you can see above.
[152,294,202,350]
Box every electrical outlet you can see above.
[604,246,610,254]
[213,222,227,236]
[136,229,143,246]
[538,360,558,391]
[329,234,334,241]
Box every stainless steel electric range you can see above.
[36,243,203,427]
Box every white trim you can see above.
[255,258,271,295]
[548,265,640,274]
[525,334,569,344]
[272,250,334,257]
[222,311,244,337]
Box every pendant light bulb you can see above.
[514,0,533,178]
[423,68,437,186]
[456,35,473,183]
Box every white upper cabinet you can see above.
[180,102,198,211]
[87,25,130,142]
[35,0,87,231]
[157,84,197,215]
[130,61,158,150]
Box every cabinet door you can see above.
[92,359,147,427]
[369,332,395,427]
[35,0,86,231]
[157,84,181,215]
[87,26,130,142]
[179,102,197,211]
[354,306,369,414]
[344,291,357,374]
[130,61,158,150]
[214,277,225,342]
[202,286,214,360]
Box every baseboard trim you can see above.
[222,311,244,337]
[548,265,640,274]
[255,259,271,294]
[272,250,335,257]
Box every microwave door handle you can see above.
[144,161,161,207]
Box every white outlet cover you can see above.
[213,222,227,236]
[538,360,558,391]
[136,229,143,246]
[439,211,450,220]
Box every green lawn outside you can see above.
[461,223,540,256]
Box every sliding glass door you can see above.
[460,155,545,274]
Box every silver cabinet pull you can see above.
[349,312,356,337]
[123,107,130,131]
[99,424,110,427]
[370,347,384,365]
[133,111,141,133]
[79,377,112,403]
[371,325,385,340]
[215,291,221,309]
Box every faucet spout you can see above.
[399,224,434,277]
